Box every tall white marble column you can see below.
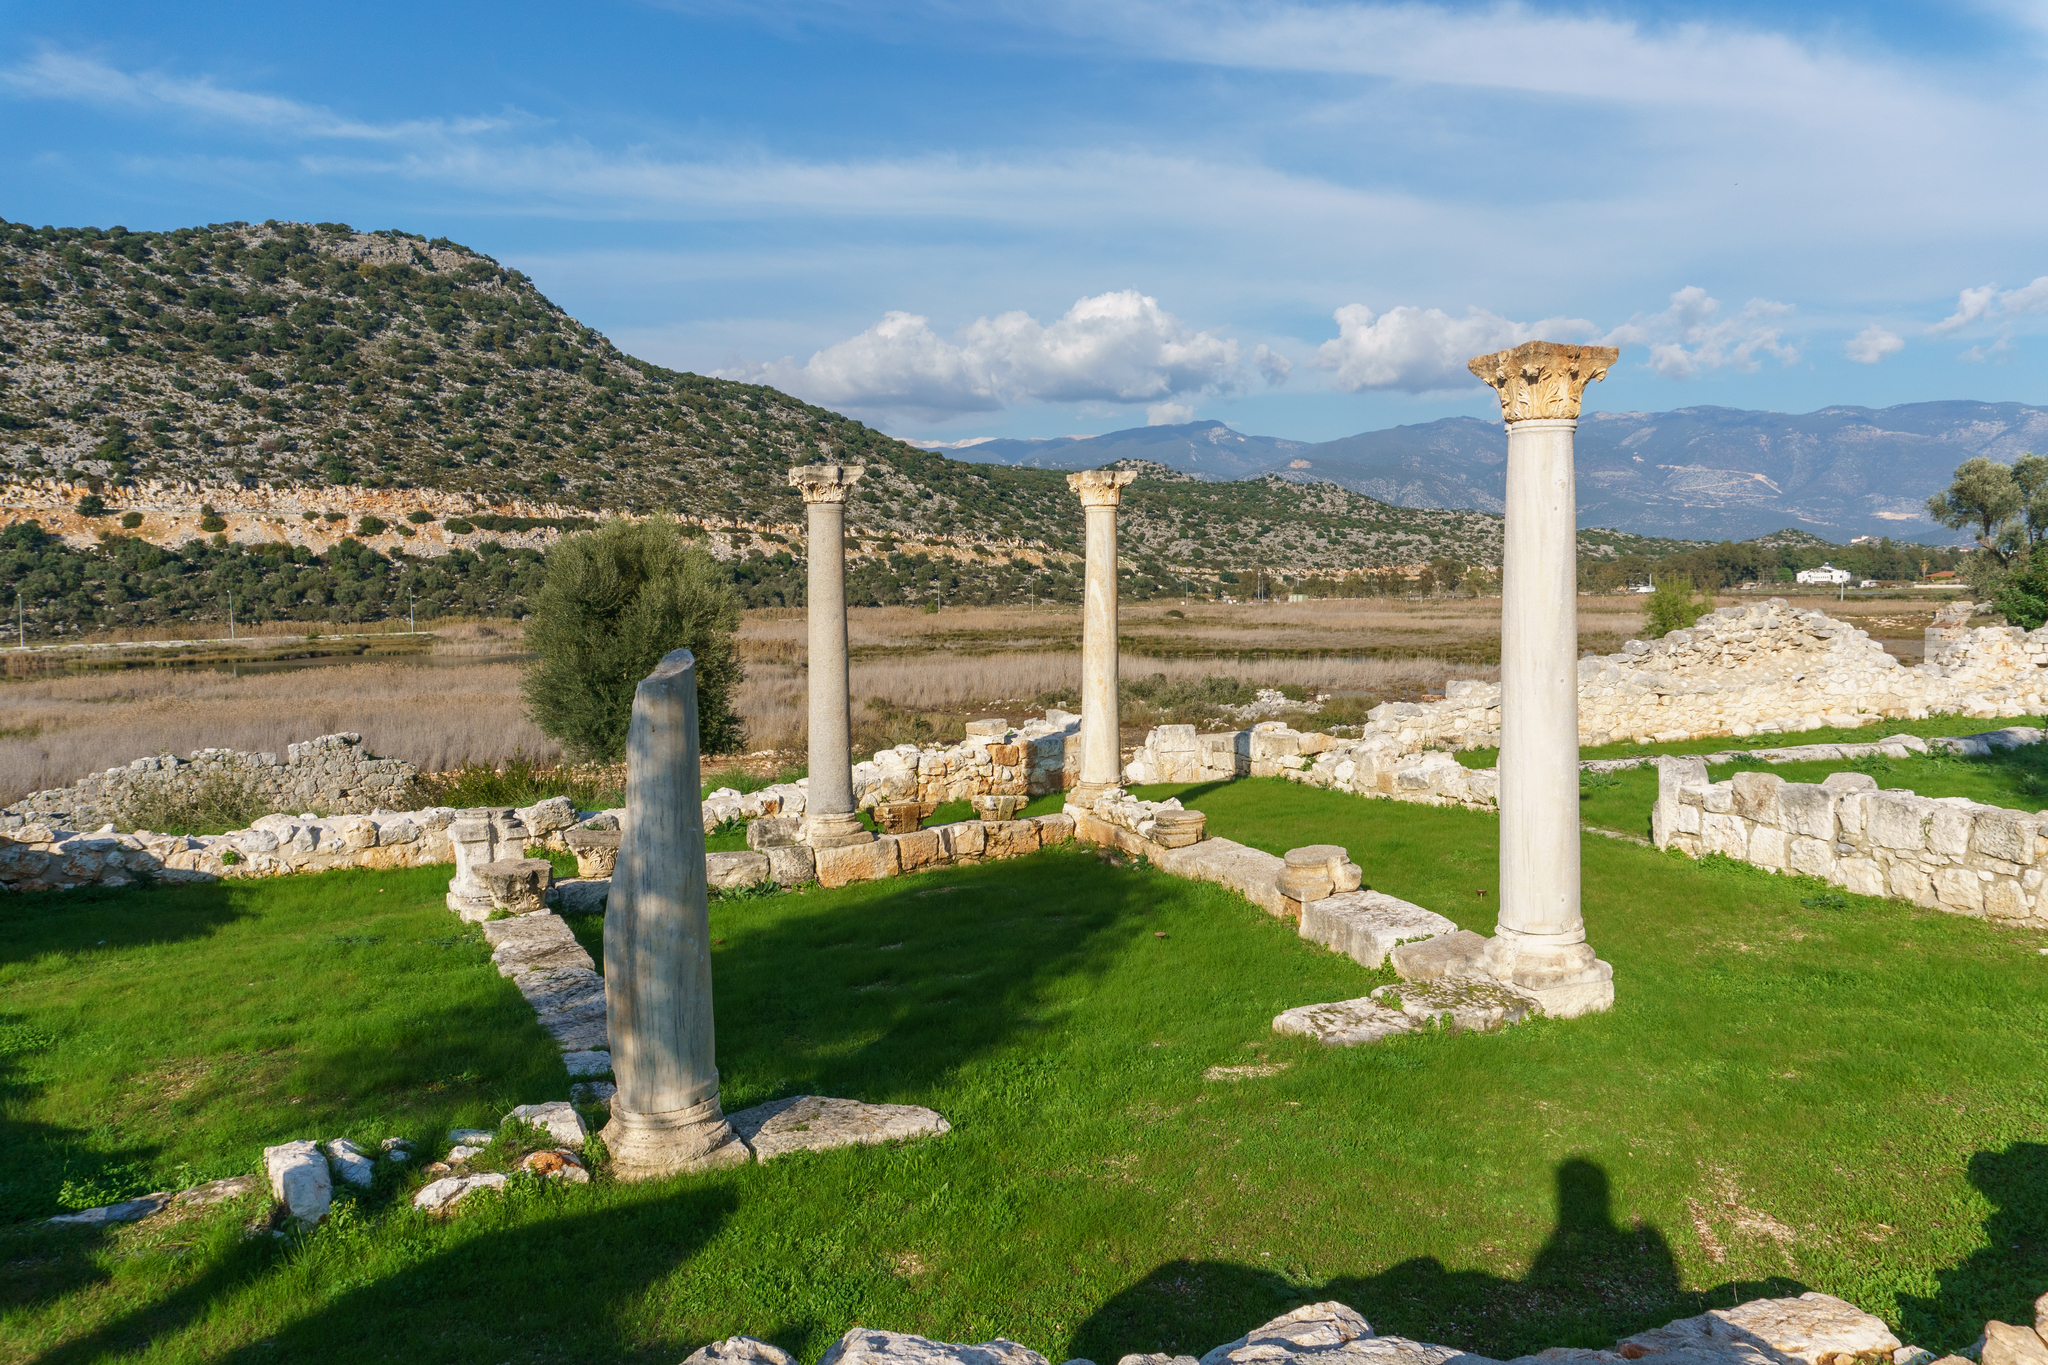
[603,648,748,1177]
[789,464,872,848]
[1067,469,1137,807]
[1467,341,1619,1018]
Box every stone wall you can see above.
[1652,744,2048,929]
[1358,600,2048,754]
[1127,721,1498,810]
[1,733,419,832]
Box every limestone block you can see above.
[263,1140,333,1223]
[513,964,610,1051]
[521,796,579,838]
[984,820,1043,859]
[819,1328,1046,1365]
[685,1338,802,1365]
[1676,804,1702,835]
[1868,793,1935,851]
[1982,1323,2048,1365]
[1700,813,1750,859]
[1272,996,1415,1046]
[1886,861,1935,907]
[483,912,593,977]
[1787,836,1836,879]
[505,1101,587,1146]
[1983,878,2031,922]
[937,820,986,861]
[478,857,555,914]
[1300,892,1458,969]
[1929,806,1974,858]
[413,1172,507,1212]
[894,828,948,873]
[1653,756,1709,847]
[1747,826,1789,870]
[1370,976,1538,1032]
[727,1094,951,1161]
[1389,929,1491,981]
[1198,1302,1373,1365]
[1034,812,1076,845]
[550,878,611,916]
[1836,792,1870,839]
[324,1138,376,1190]
[1933,867,1985,915]
[1777,784,1839,840]
[1820,771,1879,794]
[1703,784,1735,815]
[816,838,900,888]
[1973,810,2040,865]
[972,794,1028,821]
[1618,1292,1899,1365]
[563,1050,613,1077]
[707,850,773,890]
[1730,771,1787,824]
[986,743,1023,766]
[747,816,806,850]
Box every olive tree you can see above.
[522,517,744,762]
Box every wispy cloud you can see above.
[1603,287,1798,380]
[1932,277,2048,333]
[1845,325,1905,364]
[1,48,515,141]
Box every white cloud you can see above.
[1,48,510,141]
[1312,303,1592,393]
[1604,287,1798,379]
[1252,344,1292,387]
[1932,276,2048,333]
[1146,402,1195,425]
[1845,325,1905,364]
[723,290,1245,418]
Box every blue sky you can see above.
[5,0,2047,443]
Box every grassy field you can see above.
[6,780,2048,1364]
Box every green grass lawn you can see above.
[1457,713,2044,771]
[6,783,2048,1364]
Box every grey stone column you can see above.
[1467,341,1620,1018]
[1067,469,1137,807]
[789,464,872,848]
[602,648,749,1178]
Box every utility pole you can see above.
[228,592,235,641]
[408,586,416,634]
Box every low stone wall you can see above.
[1356,600,2048,754]
[1652,745,2048,929]
[1127,722,1499,810]
[1,733,419,833]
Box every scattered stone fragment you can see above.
[684,1338,801,1365]
[1203,1063,1290,1081]
[420,1161,452,1177]
[1618,1292,1901,1365]
[448,1128,494,1145]
[1201,1302,1376,1365]
[563,1049,614,1077]
[47,1193,172,1226]
[1388,930,1492,981]
[506,1100,587,1146]
[324,1138,376,1189]
[1272,997,1415,1046]
[380,1138,414,1162]
[448,1145,487,1163]
[550,877,611,915]
[262,1140,333,1224]
[726,1095,951,1161]
[520,1148,591,1182]
[819,1327,1049,1365]
[1982,1324,2048,1365]
[1369,978,1539,1033]
[413,1172,508,1212]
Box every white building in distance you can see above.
[1796,562,1853,585]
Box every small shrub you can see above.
[406,509,435,524]
[1164,609,1185,619]
[199,514,227,533]
[219,848,242,866]
[115,771,269,836]
[75,493,107,517]
[1643,575,1714,638]
[119,510,143,529]
[443,517,475,534]
[712,879,780,902]
[356,515,388,536]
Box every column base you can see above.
[445,891,495,923]
[1483,932,1614,1018]
[602,1096,751,1180]
[1068,781,1114,810]
[805,812,874,849]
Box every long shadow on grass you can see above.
[31,1182,740,1365]
[706,847,1169,1109]
[1897,1141,2048,1350]
[0,878,248,965]
[1073,1157,1803,1363]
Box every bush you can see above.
[199,515,227,533]
[76,494,106,517]
[115,771,268,836]
[120,511,144,529]
[1643,575,1713,638]
[443,518,474,535]
[357,515,388,537]
[521,517,744,762]
[406,510,435,524]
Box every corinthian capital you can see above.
[1066,468,1139,508]
[1467,341,1620,423]
[788,464,865,503]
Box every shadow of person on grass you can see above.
[1071,1156,1804,1364]
[1896,1141,2048,1351]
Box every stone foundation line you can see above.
[683,1288,2008,1365]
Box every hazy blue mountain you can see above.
[944,403,2048,542]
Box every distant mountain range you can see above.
[932,402,2048,542]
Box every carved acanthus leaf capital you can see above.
[1467,341,1620,423]
[1066,468,1139,508]
[787,464,865,504]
